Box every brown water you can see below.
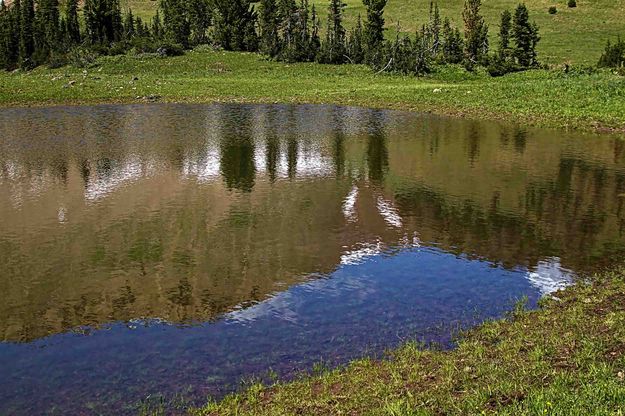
[0,103,623,414]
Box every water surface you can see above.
[0,104,624,414]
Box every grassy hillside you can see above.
[124,0,625,65]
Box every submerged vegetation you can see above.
[193,266,625,415]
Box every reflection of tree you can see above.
[366,111,388,185]
[79,160,91,188]
[220,107,256,192]
[513,127,527,154]
[265,110,280,183]
[466,123,480,166]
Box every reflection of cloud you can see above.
[342,186,358,222]
[527,257,575,295]
[182,150,221,182]
[340,241,382,265]
[85,157,152,201]
[376,197,402,228]
[276,150,333,178]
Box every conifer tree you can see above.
[309,4,321,57]
[319,0,346,64]
[161,0,190,46]
[362,0,385,65]
[511,3,539,67]
[188,0,210,45]
[441,17,463,64]
[347,14,364,63]
[19,0,35,67]
[259,0,280,56]
[37,0,61,56]
[462,0,488,66]
[428,1,441,56]
[497,9,512,59]
[65,0,81,45]
[124,9,135,39]
[152,11,164,40]
[212,0,258,51]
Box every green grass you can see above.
[189,266,625,415]
[121,0,625,65]
[1,50,624,132]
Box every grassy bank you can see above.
[192,267,625,415]
[0,50,624,132]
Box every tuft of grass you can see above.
[191,266,625,415]
[1,50,624,133]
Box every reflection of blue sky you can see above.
[0,245,573,415]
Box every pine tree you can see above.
[347,14,364,63]
[212,0,258,51]
[442,17,463,64]
[462,0,488,66]
[598,37,625,68]
[511,3,539,67]
[188,0,210,45]
[319,0,346,64]
[309,4,321,58]
[19,0,35,67]
[161,0,190,46]
[362,0,385,65]
[65,0,81,45]
[37,0,61,54]
[259,0,280,56]
[124,8,135,39]
[152,11,163,40]
[497,9,511,59]
[428,1,441,56]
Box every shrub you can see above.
[597,37,625,68]
[567,0,576,7]
[548,6,557,14]
[68,47,100,68]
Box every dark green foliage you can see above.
[498,9,512,59]
[84,0,124,45]
[124,9,135,39]
[568,0,576,7]
[19,0,35,67]
[548,6,557,14]
[211,0,258,51]
[318,0,347,64]
[442,17,464,64]
[512,3,540,67]
[160,0,190,47]
[346,14,364,63]
[188,0,211,45]
[65,0,81,45]
[462,0,489,67]
[259,0,280,56]
[597,37,625,68]
[362,0,386,65]
[152,11,164,40]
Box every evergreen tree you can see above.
[65,0,81,45]
[212,0,258,51]
[152,11,164,40]
[37,0,61,56]
[462,0,489,66]
[19,0,35,67]
[347,14,364,63]
[441,17,463,64]
[598,37,625,68]
[362,0,385,65]
[511,3,539,67]
[161,0,190,46]
[309,4,321,58]
[497,9,512,59]
[319,0,346,64]
[188,0,210,45]
[124,8,135,39]
[428,1,441,56]
[259,0,280,56]
[84,0,124,45]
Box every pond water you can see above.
[0,103,624,415]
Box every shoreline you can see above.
[191,267,625,415]
[0,51,624,135]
